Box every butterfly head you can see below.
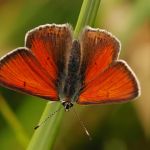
[61,100,73,111]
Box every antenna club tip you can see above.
[85,130,92,141]
[34,125,39,130]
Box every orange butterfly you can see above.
[0,24,140,111]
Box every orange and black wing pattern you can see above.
[0,48,58,100]
[80,27,120,84]
[25,24,72,81]
[0,24,73,100]
[78,27,140,104]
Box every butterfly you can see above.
[0,24,140,111]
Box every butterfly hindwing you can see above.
[25,24,73,80]
[80,27,120,84]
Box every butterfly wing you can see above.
[80,27,120,84]
[0,48,58,100]
[0,24,73,100]
[78,27,140,104]
[25,24,72,80]
[78,61,140,104]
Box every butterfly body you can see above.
[58,40,82,110]
[0,24,140,111]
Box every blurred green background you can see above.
[0,0,150,150]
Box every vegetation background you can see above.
[0,0,150,150]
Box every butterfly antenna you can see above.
[34,106,62,130]
[72,107,92,141]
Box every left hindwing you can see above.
[79,27,120,84]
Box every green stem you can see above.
[27,0,101,149]
[27,102,64,150]
[0,94,29,149]
[74,0,101,38]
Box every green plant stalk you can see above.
[0,94,29,148]
[27,0,101,149]
[27,102,64,150]
[74,0,101,38]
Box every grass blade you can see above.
[0,94,29,149]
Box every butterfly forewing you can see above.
[78,60,140,104]
[0,48,58,100]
